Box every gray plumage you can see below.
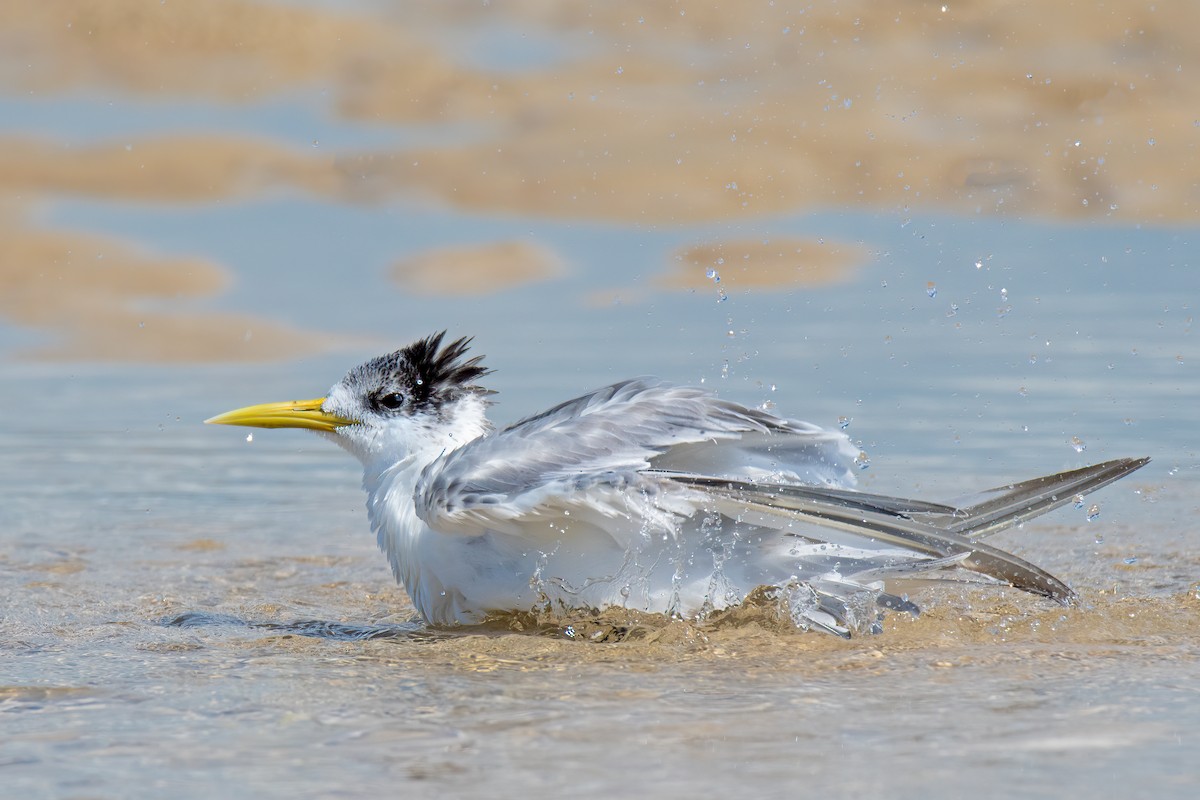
[232,333,1152,637]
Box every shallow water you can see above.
[3,1,1199,797]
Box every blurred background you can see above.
[3,0,1196,467]
[1,3,1198,796]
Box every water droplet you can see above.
[1123,417,1136,426]
[974,259,983,269]
[1123,556,1137,565]
[245,433,254,443]
[1073,494,1086,510]
[926,281,937,298]
[717,289,728,303]
[1017,386,1028,397]
[615,66,624,75]
[706,268,720,283]
[1094,533,1105,544]
[838,416,851,430]
[1070,436,1087,453]
[1087,504,1101,521]
[854,450,871,470]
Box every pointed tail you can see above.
[662,457,1149,608]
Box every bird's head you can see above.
[207,332,494,465]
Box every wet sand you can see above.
[391,240,566,295]
[2,352,1196,796]
[3,0,1199,359]
[1,2,1197,795]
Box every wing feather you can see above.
[415,378,857,532]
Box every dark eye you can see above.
[376,392,406,411]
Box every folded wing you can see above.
[415,378,860,534]
[412,378,1148,635]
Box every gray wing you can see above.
[414,378,859,533]
[410,377,1149,633]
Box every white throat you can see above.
[353,394,492,599]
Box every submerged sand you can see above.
[1,0,1198,360]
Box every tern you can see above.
[208,332,1148,637]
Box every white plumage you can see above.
[209,332,1148,637]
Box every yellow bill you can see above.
[205,397,356,432]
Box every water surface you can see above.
[1,1,1198,797]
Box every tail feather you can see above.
[661,457,1149,609]
[945,457,1150,538]
[692,486,1076,603]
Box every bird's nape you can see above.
[207,333,1151,638]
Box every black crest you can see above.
[401,332,491,401]
[346,332,492,414]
